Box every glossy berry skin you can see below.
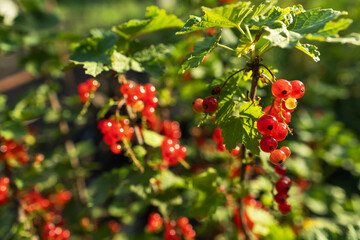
[274,192,289,203]
[270,123,288,141]
[192,98,204,113]
[278,201,291,214]
[280,146,291,158]
[147,212,163,232]
[275,165,287,175]
[290,80,305,99]
[110,144,122,154]
[270,109,291,124]
[276,176,292,193]
[271,79,292,98]
[202,96,218,113]
[260,136,278,153]
[257,114,278,135]
[270,149,286,165]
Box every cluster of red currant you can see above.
[258,79,305,165]
[98,118,134,154]
[274,165,292,214]
[77,78,100,102]
[120,81,158,115]
[160,137,187,168]
[192,96,218,114]
[0,177,10,205]
[212,128,240,156]
[42,222,70,240]
[20,190,72,239]
[0,137,29,165]
[146,213,196,240]
[146,212,163,232]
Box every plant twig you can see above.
[122,139,144,172]
[220,68,247,90]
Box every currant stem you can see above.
[220,68,246,91]
[259,64,276,82]
[217,43,236,52]
[122,139,144,172]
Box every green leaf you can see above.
[249,6,292,28]
[142,129,164,148]
[133,44,169,63]
[155,170,186,190]
[295,42,320,62]
[177,2,253,34]
[113,6,183,39]
[219,102,263,154]
[0,121,28,140]
[213,70,243,124]
[180,33,221,73]
[288,8,344,34]
[111,51,143,73]
[0,95,7,112]
[307,18,353,38]
[70,30,118,77]
[263,22,302,48]
[307,32,360,45]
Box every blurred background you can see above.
[0,0,360,239]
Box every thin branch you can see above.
[122,139,144,172]
[220,68,247,90]
[259,64,276,82]
[217,43,236,52]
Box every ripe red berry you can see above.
[270,123,288,141]
[202,96,218,113]
[231,145,241,156]
[271,79,292,98]
[257,115,278,135]
[110,144,122,154]
[270,149,286,165]
[274,165,287,175]
[192,98,204,113]
[275,176,292,193]
[280,146,291,158]
[271,109,291,124]
[147,212,163,232]
[211,86,221,95]
[259,136,278,153]
[177,217,189,228]
[289,80,305,99]
[86,79,99,91]
[274,192,289,203]
[212,128,223,143]
[278,201,291,214]
[79,92,90,102]
[120,82,135,95]
[78,83,90,95]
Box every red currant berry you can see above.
[270,123,288,141]
[80,92,90,102]
[177,217,189,228]
[202,96,218,113]
[212,128,223,143]
[278,201,291,214]
[231,146,241,156]
[257,115,278,135]
[274,192,289,203]
[280,146,291,158]
[271,79,292,98]
[274,165,287,175]
[78,83,90,95]
[134,85,146,100]
[289,80,305,99]
[211,86,221,95]
[120,82,135,95]
[259,136,278,153]
[270,149,286,165]
[192,98,204,113]
[86,79,99,91]
[110,144,122,154]
[275,176,292,193]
